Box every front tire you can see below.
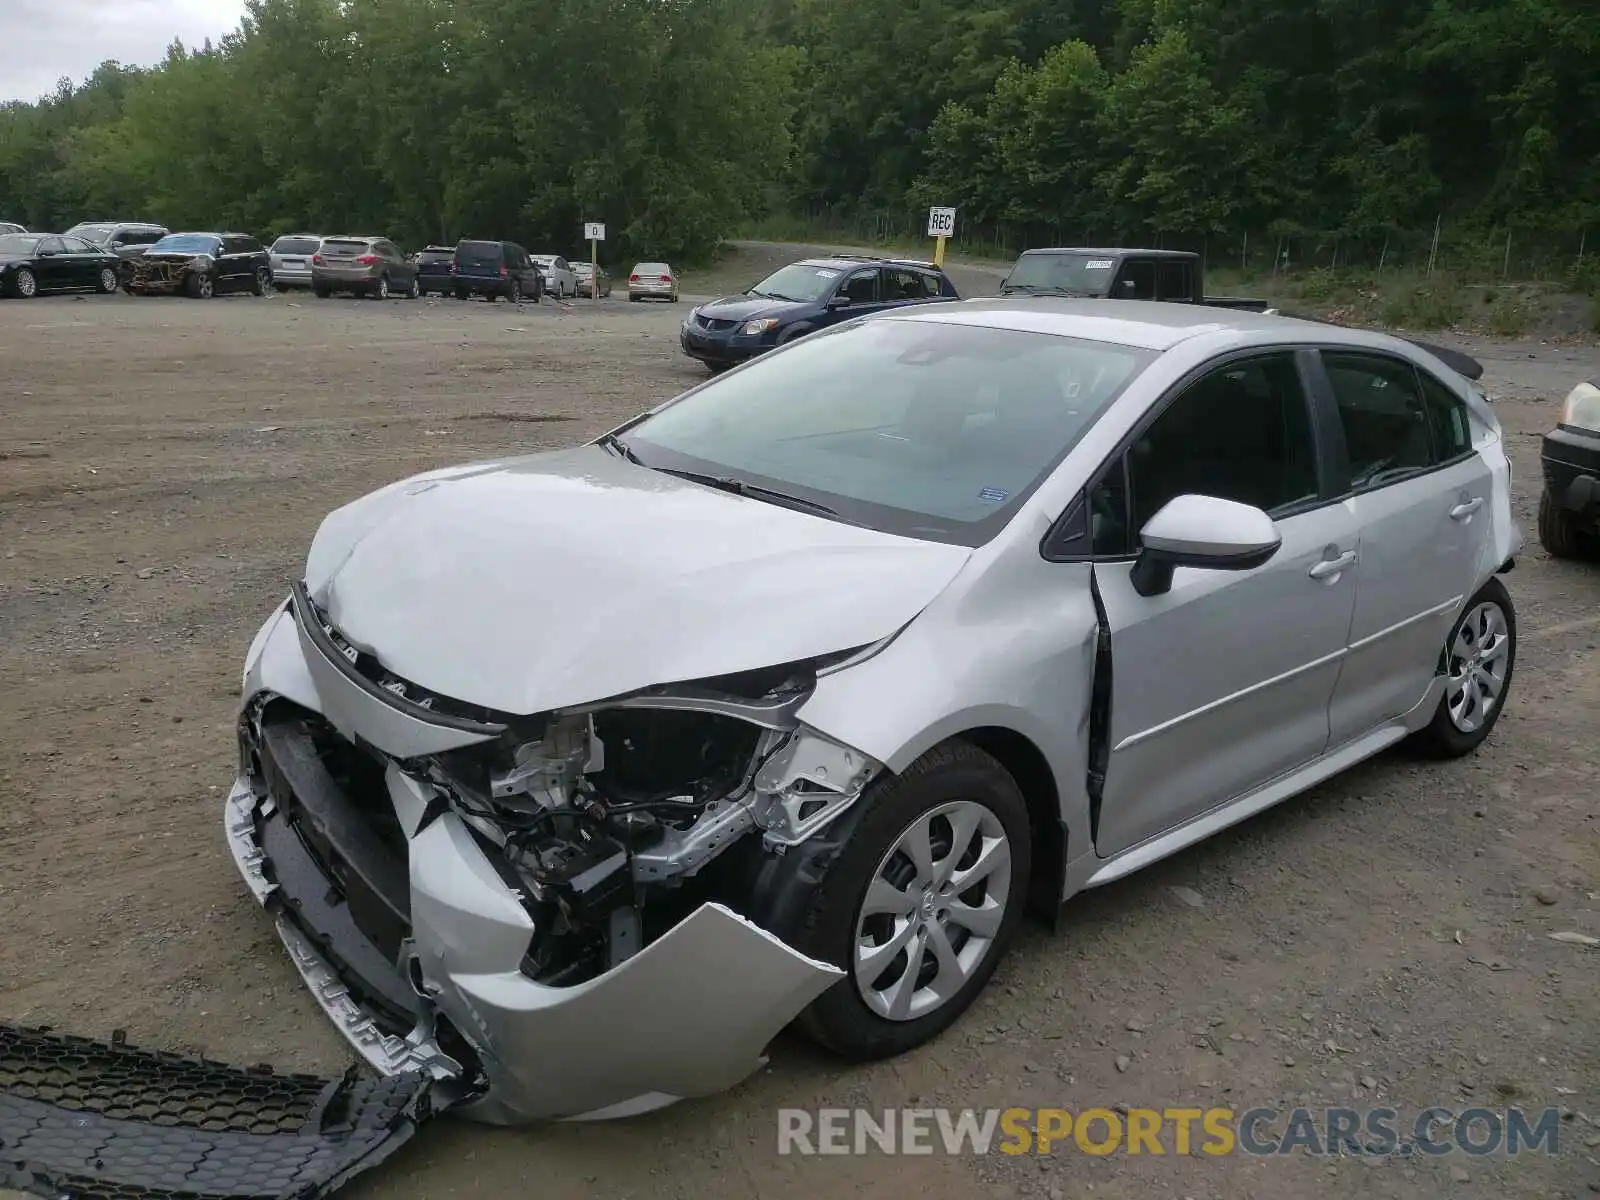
[187,272,213,299]
[1412,577,1516,758]
[13,267,38,298]
[97,267,119,294]
[252,268,271,297]
[785,740,1031,1060]
[1537,490,1598,560]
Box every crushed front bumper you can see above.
[229,601,844,1124]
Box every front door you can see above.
[1316,351,1497,744]
[33,237,70,290]
[824,267,885,325]
[1089,351,1361,857]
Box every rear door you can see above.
[1316,350,1496,744]
[60,236,103,287]
[377,239,410,286]
[1087,350,1359,856]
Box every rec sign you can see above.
[926,207,956,239]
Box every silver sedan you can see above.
[228,300,1520,1124]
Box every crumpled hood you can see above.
[695,295,809,322]
[303,445,972,715]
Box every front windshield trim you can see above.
[618,318,1156,548]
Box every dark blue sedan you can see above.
[680,255,960,371]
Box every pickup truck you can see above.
[999,247,1269,310]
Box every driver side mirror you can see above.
[1129,494,1282,598]
[827,293,853,309]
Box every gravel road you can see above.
[1,273,1596,1200]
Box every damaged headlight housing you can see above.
[420,656,883,987]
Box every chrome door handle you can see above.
[1309,550,1357,580]
[1450,497,1484,521]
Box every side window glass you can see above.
[38,237,64,255]
[1156,261,1194,301]
[1322,352,1433,489]
[885,268,926,300]
[1125,354,1319,540]
[1417,369,1473,463]
[1088,456,1133,555]
[1115,260,1156,299]
[842,269,879,303]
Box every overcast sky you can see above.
[2,0,247,104]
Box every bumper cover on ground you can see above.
[0,1023,437,1200]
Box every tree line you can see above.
[1,0,1595,264]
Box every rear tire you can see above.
[508,280,522,304]
[374,275,390,300]
[1411,577,1516,759]
[408,277,421,299]
[455,288,469,301]
[776,740,1032,1061]
[1537,490,1599,560]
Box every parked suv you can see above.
[65,221,169,282]
[268,234,323,289]
[453,239,544,303]
[313,236,419,299]
[125,232,271,298]
[680,255,960,371]
[414,245,457,296]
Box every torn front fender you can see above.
[0,1023,440,1200]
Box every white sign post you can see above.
[926,206,956,266]
[584,222,605,301]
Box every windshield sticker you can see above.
[1084,259,1115,270]
[978,486,1010,503]
[813,268,840,278]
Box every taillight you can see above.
[312,254,323,265]
[500,264,509,278]
[356,254,378,266]
[629,273,640,282]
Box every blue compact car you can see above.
[680,255,960,371]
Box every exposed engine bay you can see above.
[252,642,885,996]
[418,665,880,987]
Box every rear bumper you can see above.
[313,267,381,290]
[229,602,842,1124]
[630,284,676,298]
[272,267,314,287]
[1541,425,1600,522]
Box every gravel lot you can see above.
[1,272,1597,1200]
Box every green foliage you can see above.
[1,0,1597,260]
[1487,294,1533,337]
[1379,285,1467,331]
[0,0,796,262]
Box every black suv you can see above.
[125,232,272,298]
[452,240,545,303]
[414,245,457,296]
[680,254,960,371]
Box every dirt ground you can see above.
[2,256,1597,1200]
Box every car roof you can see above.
[798,255,945,272]
[1016,247,1197,260]
[875,297,1420,353]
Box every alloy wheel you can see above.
[197,274,213,299]
[99,268,118,293]
[376,276,389,300]
[853,799,1012,1022]
[1445,600,1511,734]
[16,268,37,298]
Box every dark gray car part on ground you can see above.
[0,1022,439,1200]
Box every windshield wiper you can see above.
[654,468,845,520]
[762,292,804,303]
[1001,283,1087,297]
[596,431,642,464]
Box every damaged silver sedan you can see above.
[228,300,1521,1124]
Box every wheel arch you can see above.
[952,726,1068,924]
